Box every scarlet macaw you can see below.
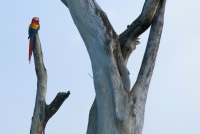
[28,17,40,63]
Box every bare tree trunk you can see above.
[30,34,70,134]
[61,0,166,133]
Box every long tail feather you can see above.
[29,39,33,63]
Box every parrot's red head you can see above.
[31,17,39,24]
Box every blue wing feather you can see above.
[28,27,39,39]
[28,26,39,54]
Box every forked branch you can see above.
[44,91,70,127]
[60,0,166,133]
[30,34,70,134]
[131,0,167,96]
[119,0,160,64]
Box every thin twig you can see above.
[88,73,93,78]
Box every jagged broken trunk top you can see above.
[61,0,166,134]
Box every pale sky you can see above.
[0,0,200,134]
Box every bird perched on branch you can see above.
[28,17,40,63]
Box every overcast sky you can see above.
[0,0,200,134]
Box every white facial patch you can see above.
[34,17,39,21]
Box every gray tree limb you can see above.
[30,34,70,134]
[130,1,167,132]
[131,0,166,96]
[44,91,70,127]
[119,0,160,64]
[62,1,131,133]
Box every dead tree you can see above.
[61,0,166,134]
[30,34,70,134]
[61,0,166,133]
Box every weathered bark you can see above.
[129,1,167,133]
[61,0,166,133]
[119,0,160,64]
[30,34,70,134]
